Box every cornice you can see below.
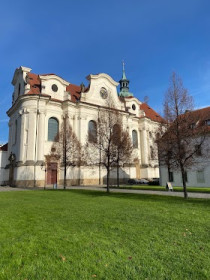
[40,75,69,86]
[7,94,50,116]
[86,73,119,87]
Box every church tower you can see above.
[118,62,133,97]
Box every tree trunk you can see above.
[106,168,110,193]
[167,166,170,182]
[117,164,119,188]
[181,166,188,199]
[64,164,67,190]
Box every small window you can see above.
[48,117,59,141]
[184,171,188,183]
[149,132,152,138]
[189,123,196,129]
[88,120,97,143]
[132,104,136,111]
[205,119,210,126]
[197,170,205,183]
[169,171,174,182]
[52,84,58,92]
[195,145,202,156]
[132,130,138,148]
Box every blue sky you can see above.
[1,0,210,143]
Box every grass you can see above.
[110,185,210,193]
[0,190,210,279]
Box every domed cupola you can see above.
[118,62,133,97]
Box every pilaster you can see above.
[18,108,28,163]
[37,111,46,162]
[26,111,36,162]
[140,129,149,165]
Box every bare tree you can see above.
[158,72,210,198]
[50,115,82,189]
[85,98,133,192]
[113,123,133,187]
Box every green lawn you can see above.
[0,190,210,280]
[111,185,210,193]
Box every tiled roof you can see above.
[190,106,210,121]
[25,72,82,103]
[184,106,210,131]
[0,143,8,151]
[66,84,81,102]
[140,103,164,123]
[26,73,41,94]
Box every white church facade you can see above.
[0,66,163,187]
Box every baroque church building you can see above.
[0,65,163,187]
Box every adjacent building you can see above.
[159,107,210,187]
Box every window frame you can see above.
[184,171,188,183]
[197,170,205,183]
[88,120,97,143]
[169,171,174,182]
[132,130,138,148]
[48,117,59,142]
[205,119,210,126]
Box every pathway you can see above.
[1,185,210,199]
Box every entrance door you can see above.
[47,162,57,184]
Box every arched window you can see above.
[18,84,21,96]
[156,132,160,140]
[88,120,97,143]
[150,146,155,159]
[14,119,18,144]
[113,124,121,145]
[132,130,138,148]
[48,117,59,141]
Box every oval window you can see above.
[52,84,58,92]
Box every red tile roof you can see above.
[140,103,164,123]
[184,106,210,132]
[0,143,8,151]
[66,84,81,102]
[25,72,82,103]
[26,73,41,94]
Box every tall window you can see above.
[197,170,205,183]
[14,119,18,144]
[113,124,121,145]
[184,171,188,183]
[169,171,174,182]
[150,146,155,159]
[195,145,202,156]
[18,84,21,96]
[88,120,97,143]
[48,117,59,141]
[132,130,138,148]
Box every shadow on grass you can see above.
[45,189,210,207]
